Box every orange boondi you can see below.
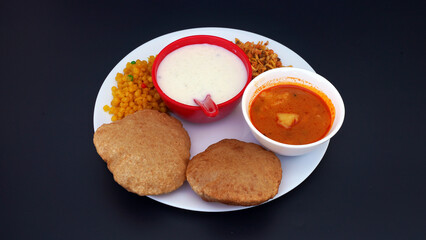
[103,56,167,121]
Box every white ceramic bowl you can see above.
[241,67,345,156]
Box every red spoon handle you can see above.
[194,94,219,118]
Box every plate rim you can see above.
[92,27,327,212]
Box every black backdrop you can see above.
[1,0,425,239]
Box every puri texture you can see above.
[186,139,282,206]
[94,110,191,195]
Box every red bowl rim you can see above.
[152,35,252,111]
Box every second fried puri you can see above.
[186,139,282,206]
[93,109,191,196]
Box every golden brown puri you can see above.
[93,109,191,196]
[186,139,282,206]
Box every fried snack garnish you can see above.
[235,38,287,79]
[103,56,167,122]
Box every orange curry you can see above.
[250,85,332,145]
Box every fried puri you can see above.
[186,139,282,206]
[93,109,191,196]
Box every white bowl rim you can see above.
[242,67,345,149]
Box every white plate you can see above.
[93,27,329,212]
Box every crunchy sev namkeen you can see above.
[103,56,167,121]
[235,38,289,79]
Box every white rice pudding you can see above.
[157,44,247,106]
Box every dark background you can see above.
[1,0,425,239]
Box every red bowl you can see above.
[152,35,252,123]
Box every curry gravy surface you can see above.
[250,85,332,145]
